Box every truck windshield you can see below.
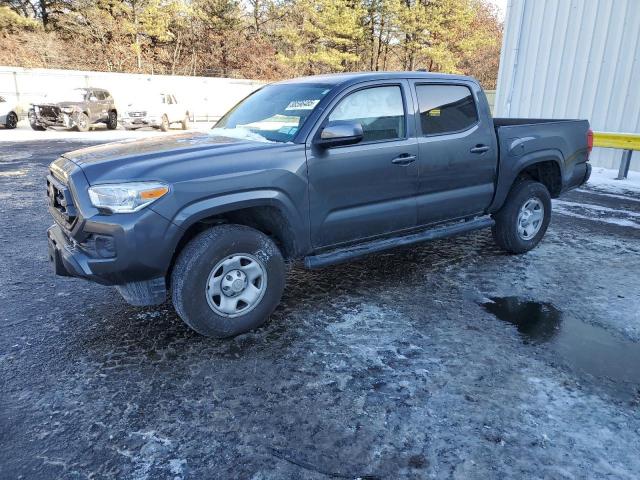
[212,83,332,143]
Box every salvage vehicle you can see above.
[120,92,190,132]
[0,95,19,129]
[29,88,117,132]
[46,72,592,338]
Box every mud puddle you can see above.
[482,296,640,401]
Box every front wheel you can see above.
[492,180,551,254]
[74,112,90,132]
[181,113,189,130]
[29,113,45,131]
[171,224,285,338]
[160,114,169,132]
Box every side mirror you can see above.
[316,121,364,148]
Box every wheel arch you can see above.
[166,192,308,279]
[489,149,564,213]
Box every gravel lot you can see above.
[1,137,639,479]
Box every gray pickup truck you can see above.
[47,72,592,338]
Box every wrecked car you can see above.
[29,88,117,132]
[121,92,190,132]
[46,72,592,338]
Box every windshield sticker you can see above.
[285,99,320,110]
[278,126,298,135]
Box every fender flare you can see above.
[488,149,564,213]
[169,189,309,256]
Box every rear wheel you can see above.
[171,224,286,338]
[160,114,169,132]
[106,110,118,130]
[492,180,551,254]
[5,111,18,129]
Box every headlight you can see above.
[60,107,74,114]
[88,182,169,213]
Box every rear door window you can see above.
[415,85,478,135]
[328,86,405,143]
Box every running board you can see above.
[304,216,495,269]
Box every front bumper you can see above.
[30,110,74,128]
[121,117,161,128]
[47,204,182,287]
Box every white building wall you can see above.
[495,0,640,171]
[0,67,265,121]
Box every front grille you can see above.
[47,160,78,229]
[38,105,61,120]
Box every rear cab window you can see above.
[415,84,478,136]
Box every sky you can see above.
[490,0,509,20]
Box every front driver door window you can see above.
[307,83,420,248]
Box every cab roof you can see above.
[275,71,477,87]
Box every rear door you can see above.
[170,95,183,122]
[306,80,420,248]
[91,90,108,122]
[409,81,497,225]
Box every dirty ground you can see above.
[1,140,639,479]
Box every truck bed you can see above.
[488,117,591,212]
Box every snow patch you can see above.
[553,203,638,228]
[586,167,640,194]
[0,169,29,177]
[554,200,640,219]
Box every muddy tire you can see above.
[181,113,189,130]
[160,114,169,132]
[29,114,45,131]
[106,110,118,130]
[74,112,90,132]
[492,180,551,254]
[5,111,18,129]
[171,224,285,338]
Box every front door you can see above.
[410,81,497,225]
[306,82,420,248]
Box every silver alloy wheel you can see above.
[77,114,88,130]
[517,198,544,240]
[205,253,268,317]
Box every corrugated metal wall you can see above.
[495,0,640,170]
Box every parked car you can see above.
[0,95,19,129]
[46,72,592,338]
[29,88,117,132]
[120,93,190,131]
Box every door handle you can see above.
[470,145,490,154]
[391,154,417,165]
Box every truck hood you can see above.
[62,131,290,183]
[64,132,271,164]
[34,101,85,109]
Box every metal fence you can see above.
[593,132,640,179]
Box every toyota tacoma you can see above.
[47,72,592,338]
